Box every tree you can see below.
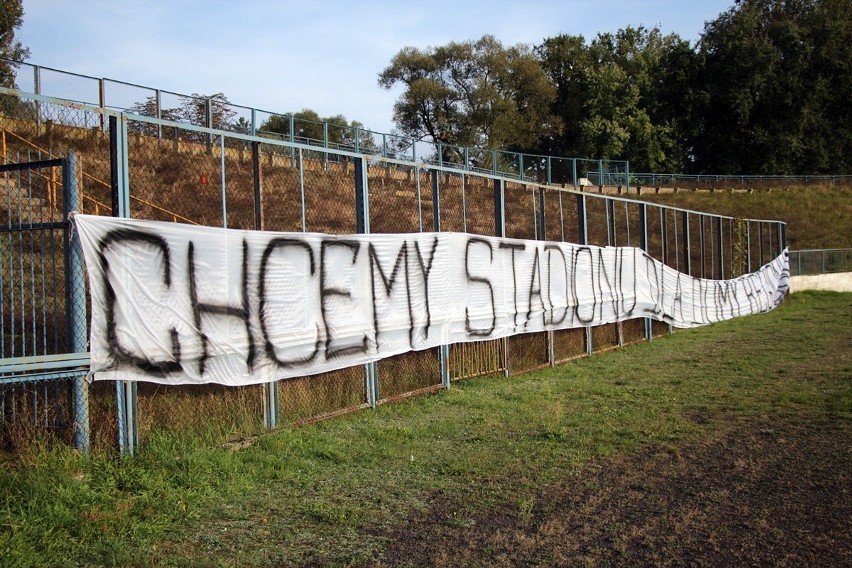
[535,34,591,158]
[693,0,852,174]
[0,0,28,88]
[1,0,30,116]
[379,35,557,163]
[536,27,694,172]
[178,92,236,130]
[259,109,377,154]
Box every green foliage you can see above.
[179,92,236,130]
[379,35,557,162]
[259,108,378,153]
[0,0,28,88]
[536,27,696,172]
[0,0,29,117]
[693,0,852,174]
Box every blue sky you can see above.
[19,1,734,135]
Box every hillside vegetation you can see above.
[638,185,852,250]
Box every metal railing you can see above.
[0,86,788,456]
[789,249,851,276]
[628,172,851,187]
[2,58,630,188]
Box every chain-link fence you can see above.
[0,85,788,456]
[0,150,90,453]
[789,249,851,276]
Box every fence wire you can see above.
[0,88,789,454]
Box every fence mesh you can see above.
[591,323,619,352]
[621,318,646,345]
[553,327,587,363]
[278,366,367,424]
[0,149,91,452]
[508,332,549,374]
[0,86,790,455]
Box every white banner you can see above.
[74,214,789,386]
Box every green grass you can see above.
[1,291,850,567]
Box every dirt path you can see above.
[373,414,851,567]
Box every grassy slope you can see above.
[637,185,852,250]
[1,291,849,567]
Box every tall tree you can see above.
[379,35,557,161]
[127,96,181,137]
[537,27,693,172]
[535,34,590,159]
[694,0,851,174]
[259,109,377,153]
[0,0,28,88]
[179,93,236,130]
[0,0,30,116]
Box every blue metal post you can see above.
[715,216,724,279]
[538,187,555,365]
[253,144,278,429]
[682,212,692,276]
[494,178,509,377]
[547,157,552,186]
[112,114,137,456]
[746,221,752,273]
[572,158,578,191]
[64,152,89,454]
[155,89,162,141]
[639,203,652,341]
[576,193,592,354]
[289,114,295,167]
[34,65,41,134]
[355,157,379,405]
[431,170,451,389]
[205,97,213,154]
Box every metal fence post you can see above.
[639,203,652,342]
[682,212,691,276]
[715,216,724,279]
[289,114,295,167]
[431,170,451,389]
[746,221,752,273]
[205,97,213,154]
[63,152,90,454]
[572,158,578,191]
[494,178,506,239]
[111,114,137,456]
[155,89,163,141]
[493,178,510,376]
[253,141,279,428]
[33,65,42,134]
[538,188,555,365]
[355,157,379,405]
[576,193,592,354]
[98,79,106,132]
